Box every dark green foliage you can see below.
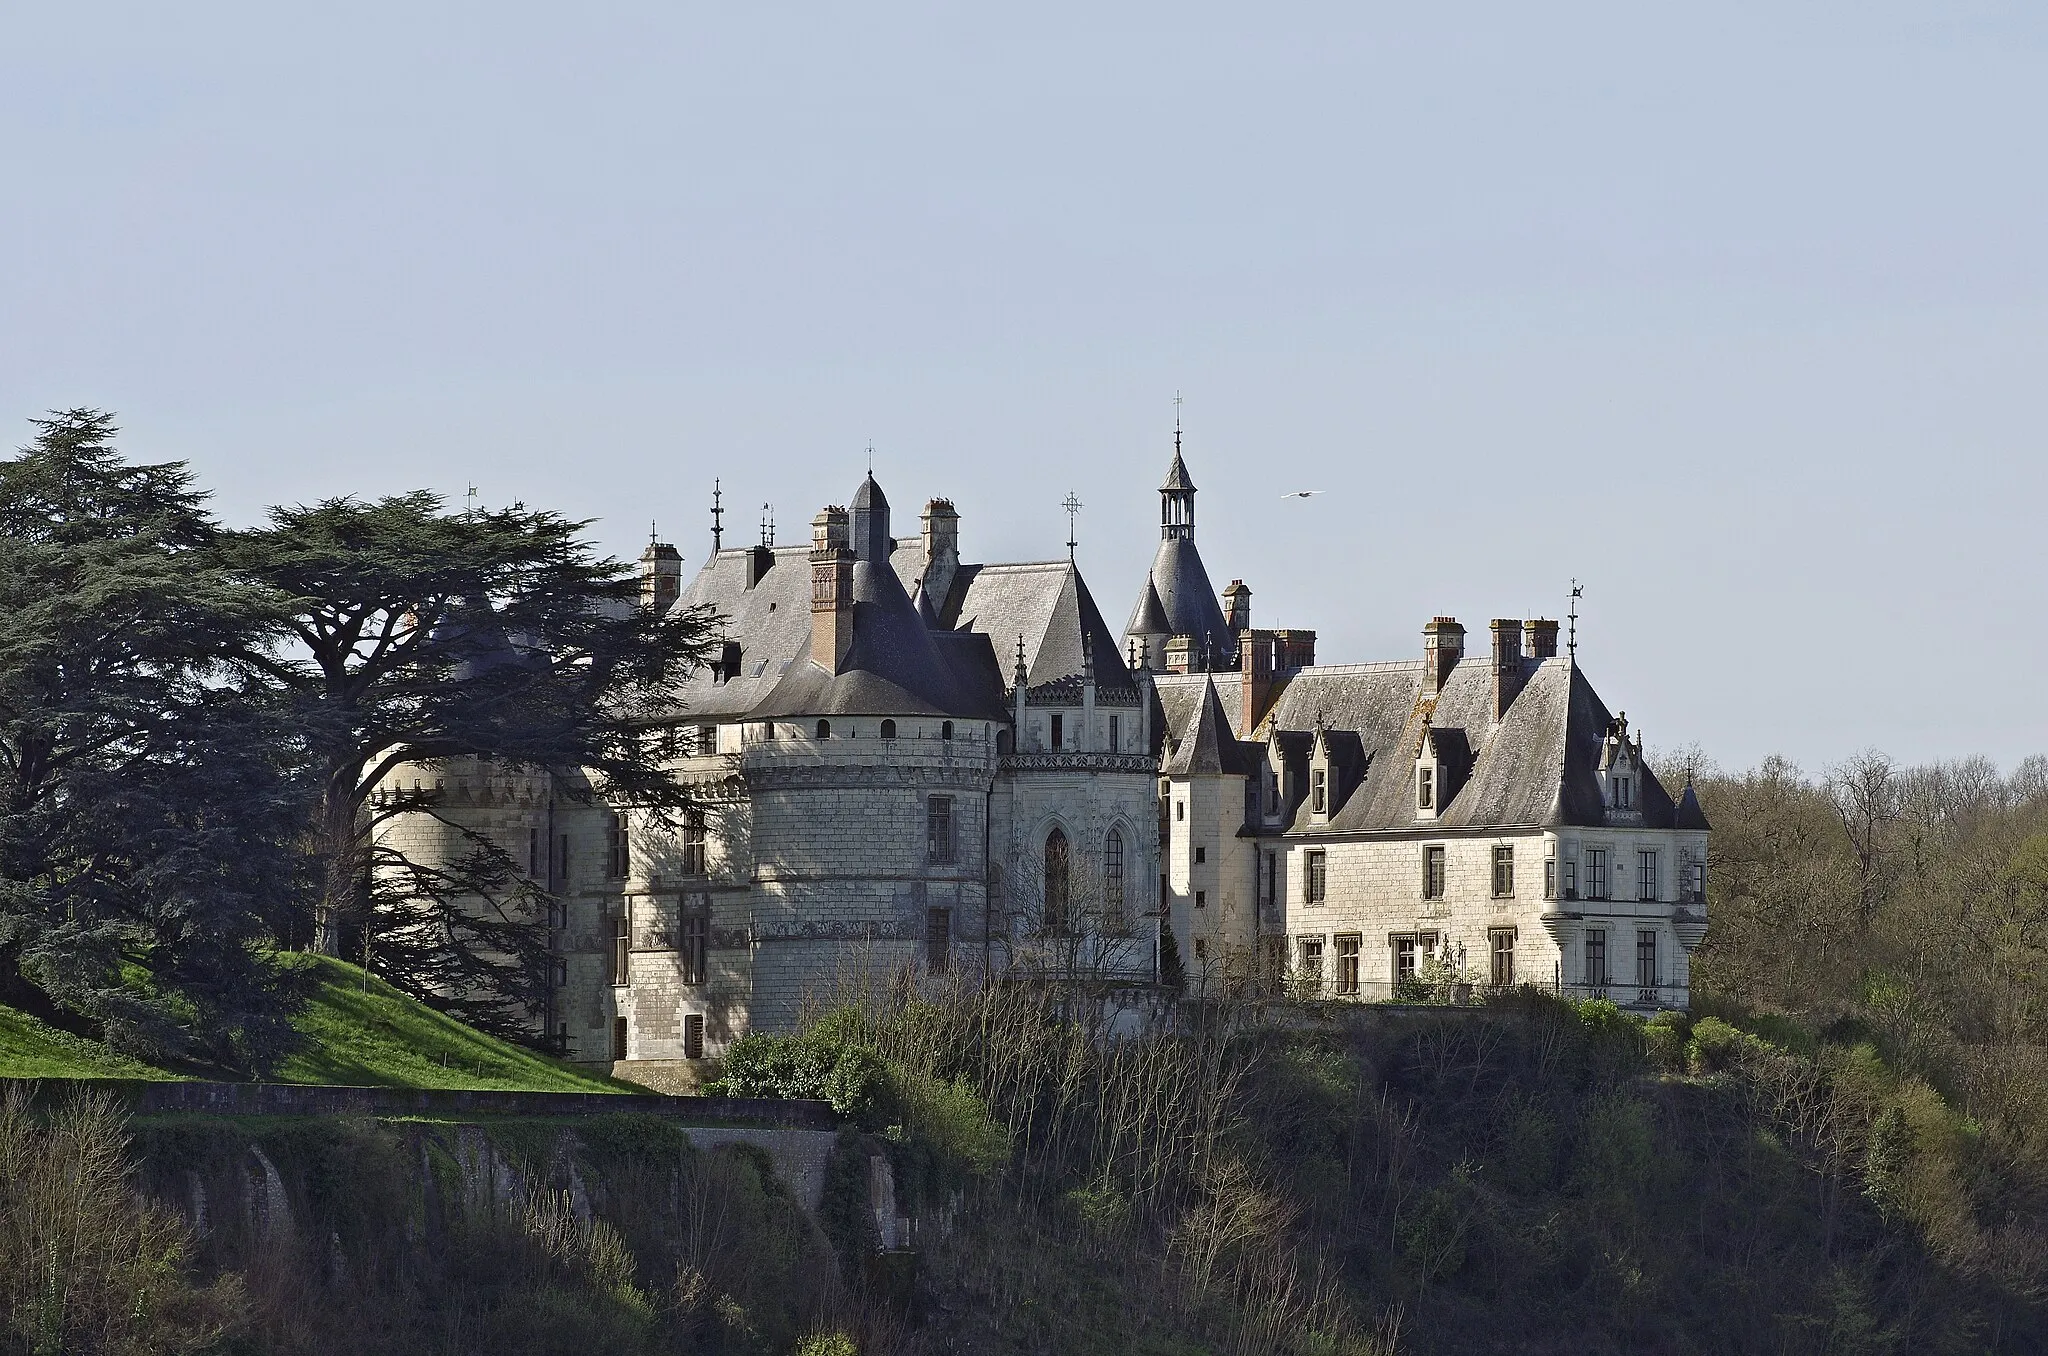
[222,490,716,1036]
[705,1025,890,1122]
[0,411,307,1068]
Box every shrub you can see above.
[705,1028,890,1121]
[796,1333,859,1356]
[1689,1017,1751,1073]
[1645,1010,1691,1072]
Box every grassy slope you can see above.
[0,1005,181,1081]
[273,955,630,1093]
[1,954,630,1094]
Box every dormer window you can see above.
[1311,768,1327,815]
[1418,767,1434,810]
[1612,775,1633,809]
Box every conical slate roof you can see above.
[1129,537,1233,659]
[1163,676,1255,777]
[1131,578,1171,637]
[1674,782,1711,830]
[1160,447,1197,493]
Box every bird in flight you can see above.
[1281,490,1324,499]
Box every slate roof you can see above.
[665,544,818,720]
[1131,578,1171,637]
[1129,537,1233,660]
[1160,448,1197,492]
[1157,658,1687,835]
[1163,677,1257,777]
[948,561,1135,689]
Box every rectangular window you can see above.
[1418,767,1434,809]
[1688,860,1706,900]
[1489,928,1515,987]
[1109,714,1120,750]
[1306,850,1327,904]
[1051,713,1064,749]
[696,724,717,755]
[606,818,629,879]
[1300,936,1324,984]
[1563,858,1578,899]
[1194,937,1207,960]
[1262,851,1277,908]
[1105,835,1127,930]
[683,1013,704,1060]
[1638,930,1659,993]
[681,809,706,876]
[611,1016,628,1062]
[926,907,951,973]
[551,957,568,989]
[1613,775,1633,808]
[1544,857,1557,900]
[927,795,956,864]
[1423,845,1446,899]
[1394,935,1418,981]
[1585,848,1608,901]
[1175,799,1184,822]
[1586,929,1608,988]
[1638,850,1658,901]
[558,833,571,887]
[1336,935,1361,995]
[611,906,630,986]
[1195,890,1206,908]
[1311,768,1327,814]
[529,827,543,878]
[680,912,708,985]
[1492,845,1515,898]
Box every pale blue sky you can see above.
[4,3,2043,771]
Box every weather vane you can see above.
[1568,579,1583,659]
[711,478,723,552]
[1062,491,1083,561]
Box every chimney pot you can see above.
[1524,618,1560,660]
[1421,617,1465,697]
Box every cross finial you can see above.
[1568,579,1583,659]
[649,519,658,547]
[760,502,774,548]
[1173,391,1183,455]
[1062,490,1083,562]
[711,479,724,552]
[465,483,479,514]
[866,442,874,476]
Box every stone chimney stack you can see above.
[1422,617,1465,698]
[810,507,854,672]
[1221,580,1252,634]
[1240,632,1276,736]
[1491,618,1526,721]
[920,498,959,612]
[640,540,683,612]
[1524,618,1560,660]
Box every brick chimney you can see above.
[640,540,682,612]
[1524,618,1559,660]
[809,507,854,672]
[1222,580,1251,633]
[1422,617,1464,697]
[1239,632,1276,735]
[1490,618,1526,720]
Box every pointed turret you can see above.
[912,577,941,629]
[1164,675,1255,777]
[1674,780,1711,831]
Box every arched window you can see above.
[941,720,954,741]
[1043,828,1070,934]
[880,719,897,739]
[816,719,831,739]
[1104,828,1126,931]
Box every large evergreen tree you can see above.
[0,411,305,1066]
[227,493,714,1036]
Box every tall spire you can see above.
[1160,413,1197,543]
[711,479,723,552]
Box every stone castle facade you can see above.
[377,434,1708,1078]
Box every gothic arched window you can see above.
[1043,828,1070,934]
[816,719,831,739]
[1104,828,1126,932]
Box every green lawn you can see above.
[0,1005,182,1081]
[273,955,631,1093]
[0,955,632,1094]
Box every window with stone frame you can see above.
[926,907,951,973]
[1585,929,1608,988]
[680,911,708,985]
[1491,845,1515,898]
[683,1013,704,1060]
[611,1017,628,1062]
[1104,829,1127,931]
[1544,855,1557,899]
[1423,845,1447,899]
[681,809,707,876]
[1306,849,1327,904]
[1109,714,1120,750]
[1043,828,1070,932]
[927,796,956,864]
[1393,934,1418,982]
[1051,713,1064,749]
[606,816,629,879]
[1612,774,1634,809]
[1335,934,1361,995]
[1418,766,1434,810]
[611,905,630,987]
[1489,928,1515,987]
[1637,929,1659,994]
[1638,849,1659,901]
[1311,768,1327,815]
[1299,936,1324,986]
[1584,848,1609,901]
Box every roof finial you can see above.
[1014,632,1029,684]
[760,502,775,548]
[711,479,724,552]
[866,442,874,476]
[1173,390,1183,456]
[1062,490,1083,562]
[649,519,658,548]
[1567,578,1583,659]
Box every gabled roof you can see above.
[1163,677,1257,778]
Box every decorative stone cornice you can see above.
[999,752,1159,775]
[742,762,996,791]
